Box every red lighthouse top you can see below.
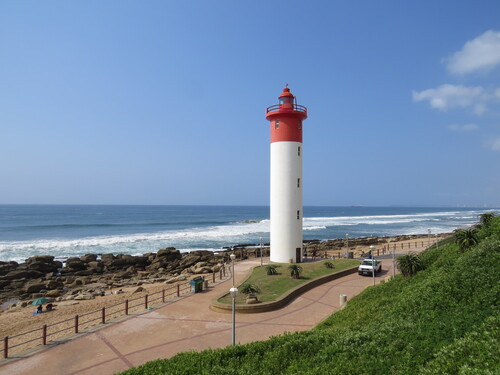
[266,86,307,143]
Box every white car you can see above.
[358,259,382,276]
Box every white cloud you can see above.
[448,124,478,132]
[487,137,500,151]
[447,30,500,74]
[412,84,485,111]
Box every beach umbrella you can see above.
[31,297,50,306]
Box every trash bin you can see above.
[203,279,209,289]
[189,277,204,293]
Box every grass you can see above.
[120,216,500,374]
[218,259,360,304]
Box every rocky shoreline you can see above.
[0,233,438,308]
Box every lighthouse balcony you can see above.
[266,104,307,114]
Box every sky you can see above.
[1,1,499,207]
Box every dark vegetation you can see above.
[121,215,500,375]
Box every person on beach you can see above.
[36,305,42,313]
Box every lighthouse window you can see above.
[298,146,301,156]
[275,119,280,129]
[297,210,300,220]
[297,178,300,188]
[298,120,302,129]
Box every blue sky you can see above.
[1,1,499,207]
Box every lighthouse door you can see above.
[296,248,302,263]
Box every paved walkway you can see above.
[0,257,398,375]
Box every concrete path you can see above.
[0,258,397,375]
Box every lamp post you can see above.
[230,253,236,287]
[345,233,349,256]
[435,234,439,249]
[392,242,396,278]
[229,286,238,346]
[370,245,376,286]
[260,237,263,266]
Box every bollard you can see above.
[3,336,7,359]
[102,307,106,324]
[42,325,47,345]
[75,315,79,334]
[125,300,129,315]
[145,295,148,309]
[340,294,347,306]
[162,289,165,303]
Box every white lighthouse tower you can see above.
[266,86,308,263]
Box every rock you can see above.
[65,257,87,271]
[24,283,46,293]
[45,289,62,297]
[131,286,146,294]
[194,266,213,274]
[165,275,187,284]
[212,264,222,273]
[179,254,201,268]
[74,293,94,300]
[45,280,63,289]
[80,254,97,263]
[0,261,19,276]
[2,269,43,280]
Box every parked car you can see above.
[358,259,382,276]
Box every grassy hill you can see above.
[121,217,500,374]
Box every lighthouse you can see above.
[266,86,308,263]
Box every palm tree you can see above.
[478,212,497,228]
[324,261,334,269]
[240,283,260,295]
[288,264,303,279]
[396,253,423,277]
[265,265,279,275]
[454,228,479,251]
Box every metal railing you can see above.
[266,104,307,114]
[3,265,229,359]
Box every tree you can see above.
[240,283,260,296]
[478,212,497,228]
[454,228,479,251]
[265,265,279,275]
[396,253,423,277]
[288,264,303,279]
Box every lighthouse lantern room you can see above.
[265,87,308,263]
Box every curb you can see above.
[211,266,359,313]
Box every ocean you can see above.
[0,205,495,263]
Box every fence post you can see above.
[177,284,180,297]
[102,307,105,324]
[125,300,129,315]
[75,315,79,334]
[213,272,215,283]
[162,289,165,303]
[220,268,223,280]
[4,336,8,359]
[145,295,148,309]
[377,249,379,256]
[42,325,47,345]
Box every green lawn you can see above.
[218,259,360,304]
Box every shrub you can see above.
[240,283,260,295]
[288,264,303,279]
[265,265,279,275]
[454,228,479,251]
[324,261,334,269]
[396,253,423,277]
